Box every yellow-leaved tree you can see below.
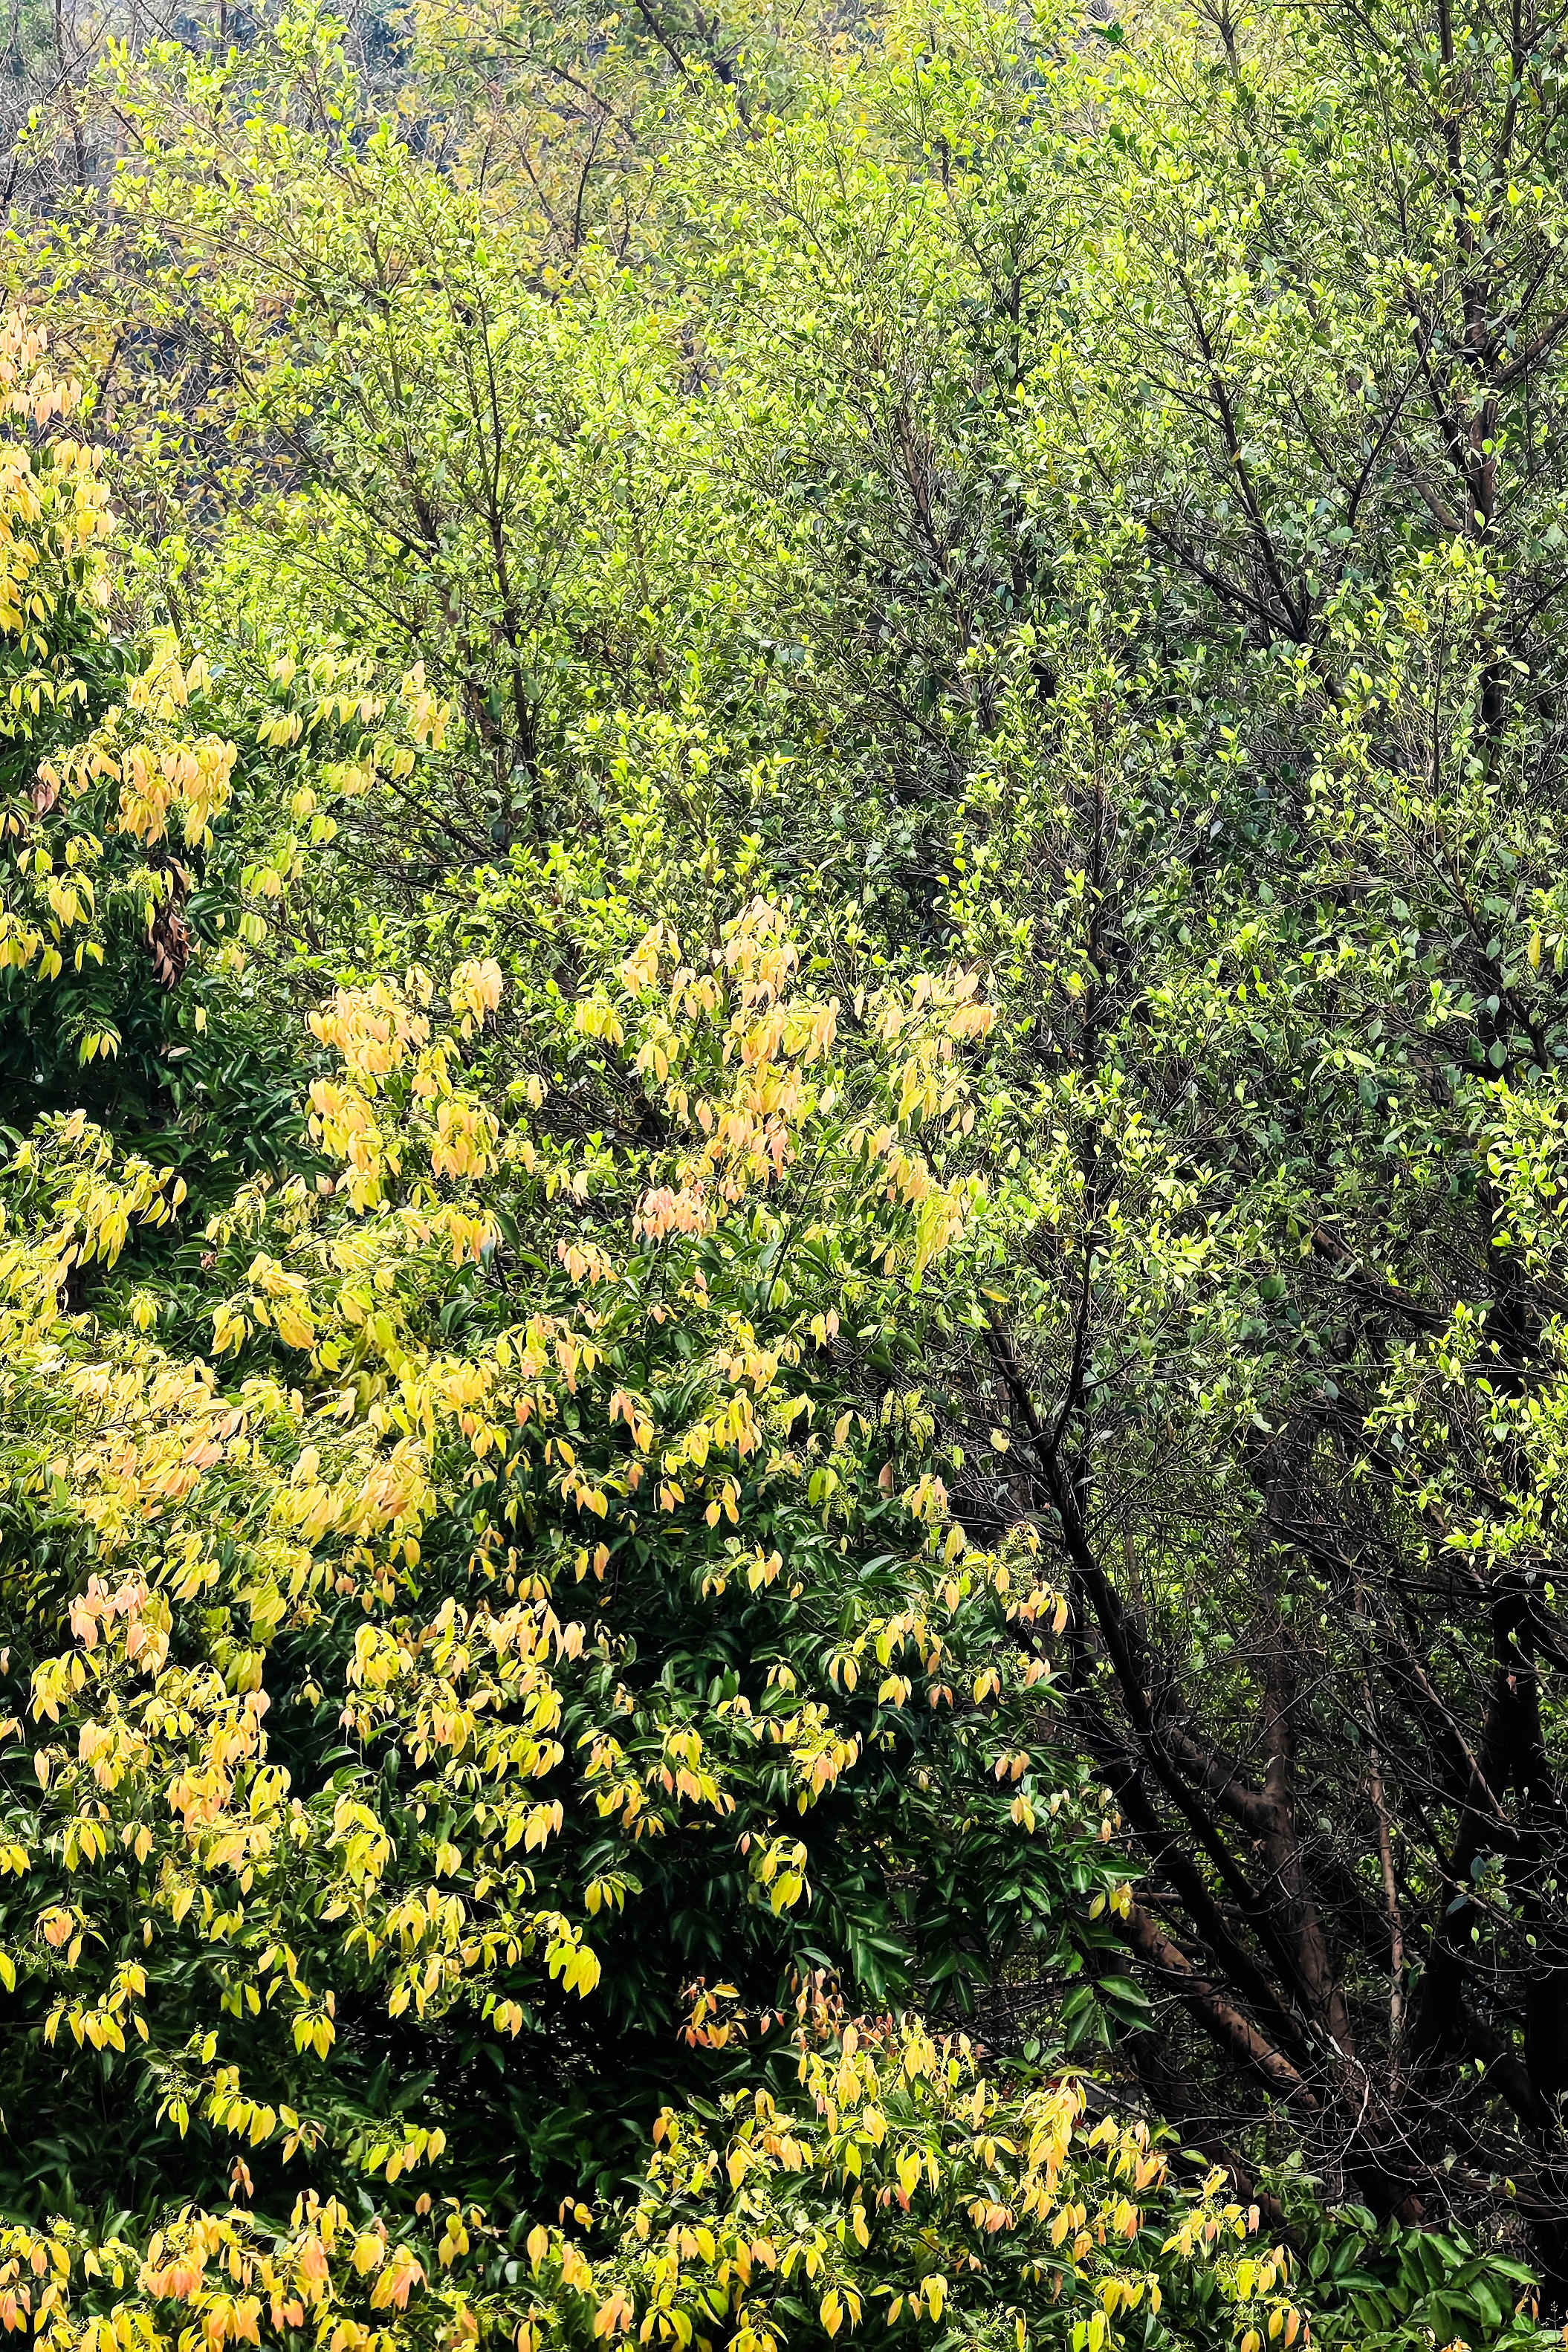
[0,311,240,1109]
[0,873,1308,2352]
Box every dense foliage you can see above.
[1,0,1568,2339]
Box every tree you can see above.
[1,810,1153,2223]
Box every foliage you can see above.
[0,0,1567,2330]
[0,308,207,1118]
[0,2003,1319,2352]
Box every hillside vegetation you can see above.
[1,0,1568,2345]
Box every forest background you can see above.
[1,0,1567,2344]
